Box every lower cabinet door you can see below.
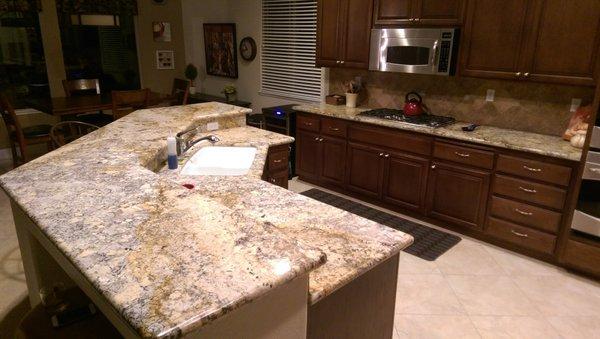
[296,130,321,181]
[320,136,347,186]
[427,162,491,229]
[346,142,385,199]
[267,170,289,189]
[382,152,430,213]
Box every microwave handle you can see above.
[431,40,439,68]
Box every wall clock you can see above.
[239,37,257,61]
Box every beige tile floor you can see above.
[288,178,600,339]
[0,163,598,338]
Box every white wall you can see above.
[181,0,311,113]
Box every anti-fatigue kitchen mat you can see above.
[301,188,461,261]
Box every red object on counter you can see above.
[403,92,425,116]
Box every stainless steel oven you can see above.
[572,121,600,238]
[369,28,459,76]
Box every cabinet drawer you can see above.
[487,217,556,255]
[493,175,567,210]
[321,117,347,138]
[497,154,572,186]
[348,124,432,156]
[490,196,561,234]
[563,239,600,277]
[433,141,494,169]
[268,150,289,172]
[266,170,289,189]
[298,114,320,132]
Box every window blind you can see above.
[262,0,322,102]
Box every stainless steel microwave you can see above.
[369,28,459,76]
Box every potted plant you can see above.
[223,85,236,103]
[185,63,199,94]
[345,80,360,108]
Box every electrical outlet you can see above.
[354,76,362,88]
[207,122,219,131]
[485,89,495,102]
[570,98,582,112]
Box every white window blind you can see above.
[262,0,322,102]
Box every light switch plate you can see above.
[207,122,219,131]
[486,89,495,102]
[570,98,582,112]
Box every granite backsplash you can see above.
[328,68,595,136]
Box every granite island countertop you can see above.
[294,104,582,162]
[0,102,413,338]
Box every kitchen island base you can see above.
[11,200,310,339]
[308,253,399,339]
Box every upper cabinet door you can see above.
[523,0,600,86]
[341,0,373,68]
[374,0,413,25]
[459,0,533,80]
[413,0,465,25]
[316,0,344,67]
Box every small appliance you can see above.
[403,92,425,116]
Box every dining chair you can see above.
[170,78,190,106]
[50,121,99,148]
[111,88,150,120]
[0,94,53,167]
[61,78,112,126]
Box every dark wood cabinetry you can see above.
[316,0,373,68]
[295,112,580,268]
[264,144,290,189]
[460,0,600,85]
[374,0,464,26]
[427,161,490,229]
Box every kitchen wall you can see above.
[136,0,186,94]
[181,0,302,112]
[329,68,596,136]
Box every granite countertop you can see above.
[0,102,413,338]
[294,104,582,162]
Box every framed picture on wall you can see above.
[156,50,174,69]
[203,23,238,78]
[153,22,171,42]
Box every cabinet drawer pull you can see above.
[523,165,542,172]
[454,151,470,157]
[510,229,529,238]
[304,122,313,126]
[589,167,600,173]
[273,159,283,163]
[329,127,340,131]
[514,208,533,216]
[518,186,537,194]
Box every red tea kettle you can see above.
[403,92,424,116]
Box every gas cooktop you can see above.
[359,108,455,128]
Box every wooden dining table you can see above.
[26,92,168,119]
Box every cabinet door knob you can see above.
[524,72,530,77]
[384,153,390,158]
[319,137,324,142]
[314,137,319,141]
[431,164,436,169]
[270,178,276,183]
[340,60,345,64]
[378,152,384,157]
[415,18,421,22]
[409,18,415,22]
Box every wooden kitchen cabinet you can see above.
[316,0,373,68]
[382,152,429,213]
[460,0,600,85]
[296,130,322,181]
[373,0,464,26]
[346,142,385,198]
[296,116,348,186]
[460,0,532,80]
[427,161,490,229]
[522,0,600,86]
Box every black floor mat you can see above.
[301,188,461,261]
